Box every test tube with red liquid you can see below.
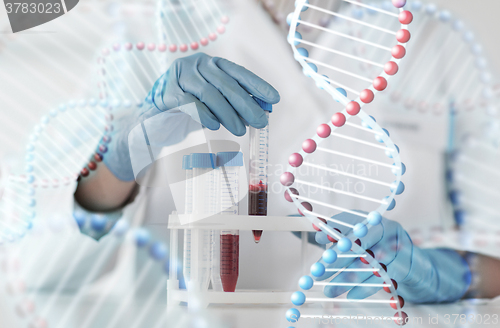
[217,152,243,292]
[248,98,271,243]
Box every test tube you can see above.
[211,166,223,292]
[182,155,193,283]
[190,153,217,291]
[248,98,272,243]
[217,152,243,292]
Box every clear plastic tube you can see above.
[211,166,223,292]
[217,152,243,292]
[190,153,217,291]
[182,155,193,283]
[248,109,270,243]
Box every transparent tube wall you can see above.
[210,167,222,292]
[183,156,193,283]
[191,154,217,291]
[248,111,269,242]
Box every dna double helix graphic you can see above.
[0,1,233,326]
[98,43,168,104]
[0,1,159,241]
[25,99,109,186]
[0,217,182,328]
[0,166,34,243]
[0,99,109,243]
[386,1,496,116]
[260,0,339,31]
[282,0,412,325]
[156,0,229,52]
[448,130,500,233]
[0,99,109,242]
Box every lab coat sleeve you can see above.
[72,182,142,241]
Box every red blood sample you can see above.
[360,249,374,264]
[327,228,342,243]
[384,279,398,293]
[220,234,239,292]
[373,263,387,277]
[390,296,405,310]
[394,311,409,326]
[249,181,268,243]
[312,218,327,232]
[87,161,97,171]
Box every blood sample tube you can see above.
[217,152,243,292]
[182,155,193,284]
[190,153,217,291]
[248,98,272,243]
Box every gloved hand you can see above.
[315,212,471,303]
[104,53,280,181]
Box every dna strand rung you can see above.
[283,0,412,326]
[387,1,495,115]
[9,99,111,245]
[156,0,229,52]
[98,43,168,105]
[0,2,155,243]
[26,100,109,186]
[283,115,406,324]
[0,217,179,328]
[262,0,341,31]
[449,136,500,231]
[288,1,412,104]
[0,175,34,242]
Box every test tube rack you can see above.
[167,213,323,309]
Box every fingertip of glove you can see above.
[249,115,268,130]
[255,85,280,105]
[347,286,380,301]
[233,126,247,137]
[346,289,364,300]
[323,285,344,299]
[268,90,281,104]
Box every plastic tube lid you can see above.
[254,97,272,113]
[190,153,216,169]
[217,152,243,167]
[182,155,192,170]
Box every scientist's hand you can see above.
[315,212,471,303]
[150,52,280,136]
[103,53,280,181]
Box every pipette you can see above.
[217,152,243,292]
[248,98,272,243]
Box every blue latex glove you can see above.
[315,212,471,303]
[104,53,280,181]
